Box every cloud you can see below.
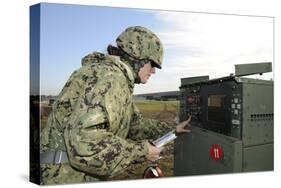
[155,12,273,52]
[134,11,273,94]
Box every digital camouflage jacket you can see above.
[40,52,174,185]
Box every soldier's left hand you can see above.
[175,116,191,134]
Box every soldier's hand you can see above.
[175,116,192,134]
[146,142,163,162]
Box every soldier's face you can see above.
[138,62,156,84]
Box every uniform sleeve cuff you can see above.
[133,140,148,162]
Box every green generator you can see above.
[174,62,273,176]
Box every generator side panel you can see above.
[243,143,273,172]
[242,82,273,147]
[174,126,242,176]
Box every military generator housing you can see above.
[174,62,273,176]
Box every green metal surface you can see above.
[242,81,273,146]
[243,143,273,172]
[181,75,209,87]
[235,62,272,77]
[174,126,242,176]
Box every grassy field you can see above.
[135,100,179,112]
[135,100,179,123]
[40,100,180,180]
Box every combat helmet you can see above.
[116,26,163,69]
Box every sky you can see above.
[36,3,273,95]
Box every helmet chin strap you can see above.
[119,51,148,84]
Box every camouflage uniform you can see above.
[40,52,174,185]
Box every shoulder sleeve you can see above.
[64,66,148,177]
[127,103,175,141]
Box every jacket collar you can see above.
[109,55,135,91]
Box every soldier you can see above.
[40,26,191,185]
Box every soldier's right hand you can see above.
[146,142,163,162]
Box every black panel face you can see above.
[208,94,226,123]
[200,82,233,134]
[180,80,242,137]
